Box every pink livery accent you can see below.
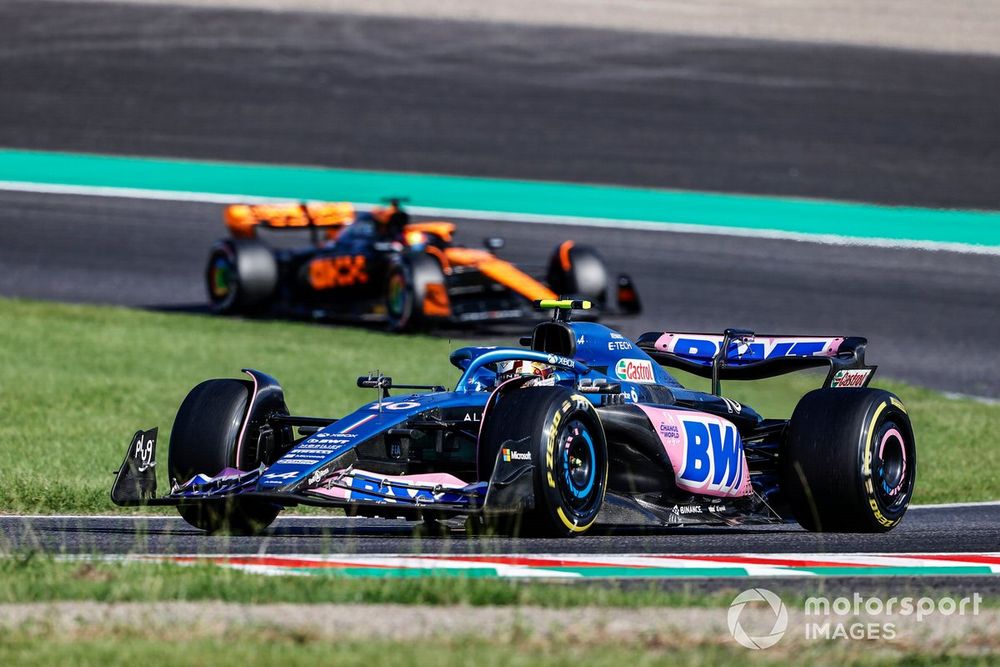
[636,405,752,498]
[371,471,469,487]
[309,469,470,500]
[653,333,844,360]
[311,485,351,500]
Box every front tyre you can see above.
[780,388,916,532]
[385,253,447,332]
[478,387,608,537]
[168,379,279,535]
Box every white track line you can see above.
[1,180,999,256]
[909,500,1000,510]
[0,181,290,205]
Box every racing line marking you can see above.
[0,180,291,205]
[908,500,1000,510]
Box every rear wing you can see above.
[636,329,876,393]
[225,203,356,239]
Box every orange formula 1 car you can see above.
[206,200,640,331]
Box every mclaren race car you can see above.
[206,199,640,331]
[112,301,916,536]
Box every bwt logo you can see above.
[350,476,435,503]
[615,358,655,383]
[674,338,829,361]
[680,419,744,492]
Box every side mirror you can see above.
[484,237,505,252]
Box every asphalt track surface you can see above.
[2,1,1000,210]
[2,505,999,557]
[2,189,998,396]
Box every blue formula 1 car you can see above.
[112,301,916,536]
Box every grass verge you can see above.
[2,631,995,667]
[0,296,996,513]
[0,556,736,606]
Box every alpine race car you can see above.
[206,199,640,331]
[112,300,915,536]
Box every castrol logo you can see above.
[830,369,871,388]
[615,358,656,384]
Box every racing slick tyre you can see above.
[546,242,608,305]
[168,379,280,535]
[385,252,447,332]
[780,388,915,533]
[478,386,608,537]
[206,239,278,315]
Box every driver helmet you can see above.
[495,359,553,384]
[372,200,410,237]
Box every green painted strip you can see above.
[799,566,995,577]
[1,148,999,247]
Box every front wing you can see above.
[111,428,535,519]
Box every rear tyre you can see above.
[386,253,447,332]
[546,242,608,305]
[168,379,279,535]
[780,388,915,532]
[478,387,607,537]
[206,239,278,315]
